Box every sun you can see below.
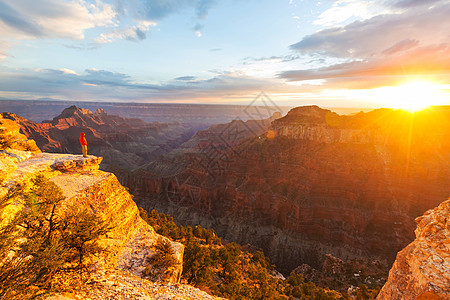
[383,80,448,112]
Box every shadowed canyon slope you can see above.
[120,105,450,275]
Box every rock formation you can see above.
[377,199,450,299]
[0,116,222,299]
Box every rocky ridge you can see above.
[377,199,450,299]
[0,116,222,299]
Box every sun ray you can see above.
[379,80,449,112]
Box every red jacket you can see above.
[80,133,87,146]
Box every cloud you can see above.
[0,1,45,37]
[284,0,450,89]
[175,76,197,81]
[196,0,215,19]
[391,0,445,9]
[314,0,390,26]
[381,38,419,55]
[95,21,156,43]
[292,2,449,59]
[0,0,218,53]
[193,23,203,37]
[0,0,117,58]
[133,0,216,36]
[138,0,215,20]
[0,67,318,103]
[244,55,301,63]
[280,44,450,89]
[60,68,80,75]
[0,0,116,40]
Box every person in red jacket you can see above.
[80,132,88,157]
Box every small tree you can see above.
[143,237,178,281]
[61,205,109,280]
[0,126,14,150]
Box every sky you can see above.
[0,0,449,108]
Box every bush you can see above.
[143,238,178,281]
[0,126,13,150]
[0,175,67,298]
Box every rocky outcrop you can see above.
[377,199,450,299]
[0,148,183,283]
[0,115,40,186]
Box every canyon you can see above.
[3,103,449,292]
[119,105,450,277]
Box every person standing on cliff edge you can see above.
[80,132,88,157]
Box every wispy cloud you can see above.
[0,67,319,103]
[95,21,156,44]
[313,0,390,26]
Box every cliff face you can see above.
[377,199,450,299]
[119,106,450,279]
[0,116,223,299]
[1,153,183,284]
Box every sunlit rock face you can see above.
[121,106,450,276]
[0,124,183,284]
[377,199,450,299]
